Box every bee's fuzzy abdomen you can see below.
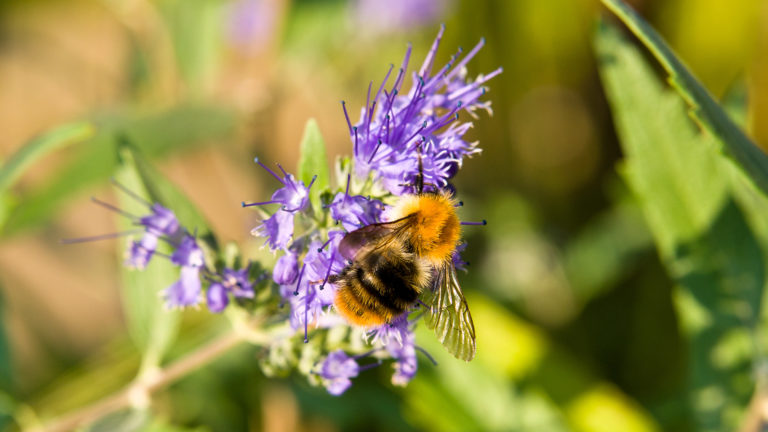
[332,247,424,327]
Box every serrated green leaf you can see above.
[596,22,764,431]
[297,118,330,211]
[1,105,233,237]
[600,0,768,199]
[0,122,94,194]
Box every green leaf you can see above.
[596,22,764,431]
[114,149,181,372]
[600,0,768,199]
[297,118,330,211]
[0,288,14,394]
[1,104,233,237]
[157,0,225,96]
[114,140,216,371]
[0,122,94,194]
[563,195,653,304]
[119,140,218,253]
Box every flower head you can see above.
[222,267,255,299]
[273,252,299,285]
[125,203,182,269]
[319,350,360,395]
[329,176,385,231]
[252,209,293,251]
[206,282,229,313]
[342,25,500,195]
[388,330,418,386]
[163,236,205,308]
[369,313,410,347]
[245,158,317,251]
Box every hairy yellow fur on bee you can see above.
[387,191,461,266]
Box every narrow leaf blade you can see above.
[297,118,330,211]
[600,0,768,198]
[596,21,764,431]
[0,122,95,193]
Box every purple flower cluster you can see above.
[342,25,501,194]
[318,316,420,394]
[242,26,494,395]
[244,157,315,251]
[121,199,258,312]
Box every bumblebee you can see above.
[330,190,477,361]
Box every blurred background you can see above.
[1,0,767,430]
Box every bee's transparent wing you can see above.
[424,263,476,361]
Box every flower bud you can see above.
[273,252,299,285]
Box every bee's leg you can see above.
[415,141,424,194]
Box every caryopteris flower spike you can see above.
[343,25,500,195]
[72,182,266,315]
[241,25,497,395]
[76,25,496,398]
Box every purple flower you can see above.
[387,328,418,386]
[288,283,325,331]
[141,204,181,237]
[245,158,317,251]
[251,210,293,251]
[304,237,346,302]
[205,266,255,313]
[165,265,203,308]
[126,234,157,269]
[452,243,468,271]
[207,282,229,313]
[369,313,411,347]
[319,350,360,395]
[125,203,182,269]
[329,177,385,231]
[273,252,299,285]
[341,25,501,194]
[222,267,255,299]
[163,236,205,308]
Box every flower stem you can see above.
[27,330,247,432]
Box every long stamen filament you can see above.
[254,157,286,185]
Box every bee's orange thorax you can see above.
[388,192,460,265]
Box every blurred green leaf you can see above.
[114,147,181,373]
[157,0,225,96]
[297,118,330,212]
[0,104,233,237]
[409,294,659,432]
[596,22,764,431]
[0,122,95,194]
[601,0,768,199]
[120,140,218,254]
[0,290,13,394]
[564,195,652,304]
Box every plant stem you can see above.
[27,330,247,432]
